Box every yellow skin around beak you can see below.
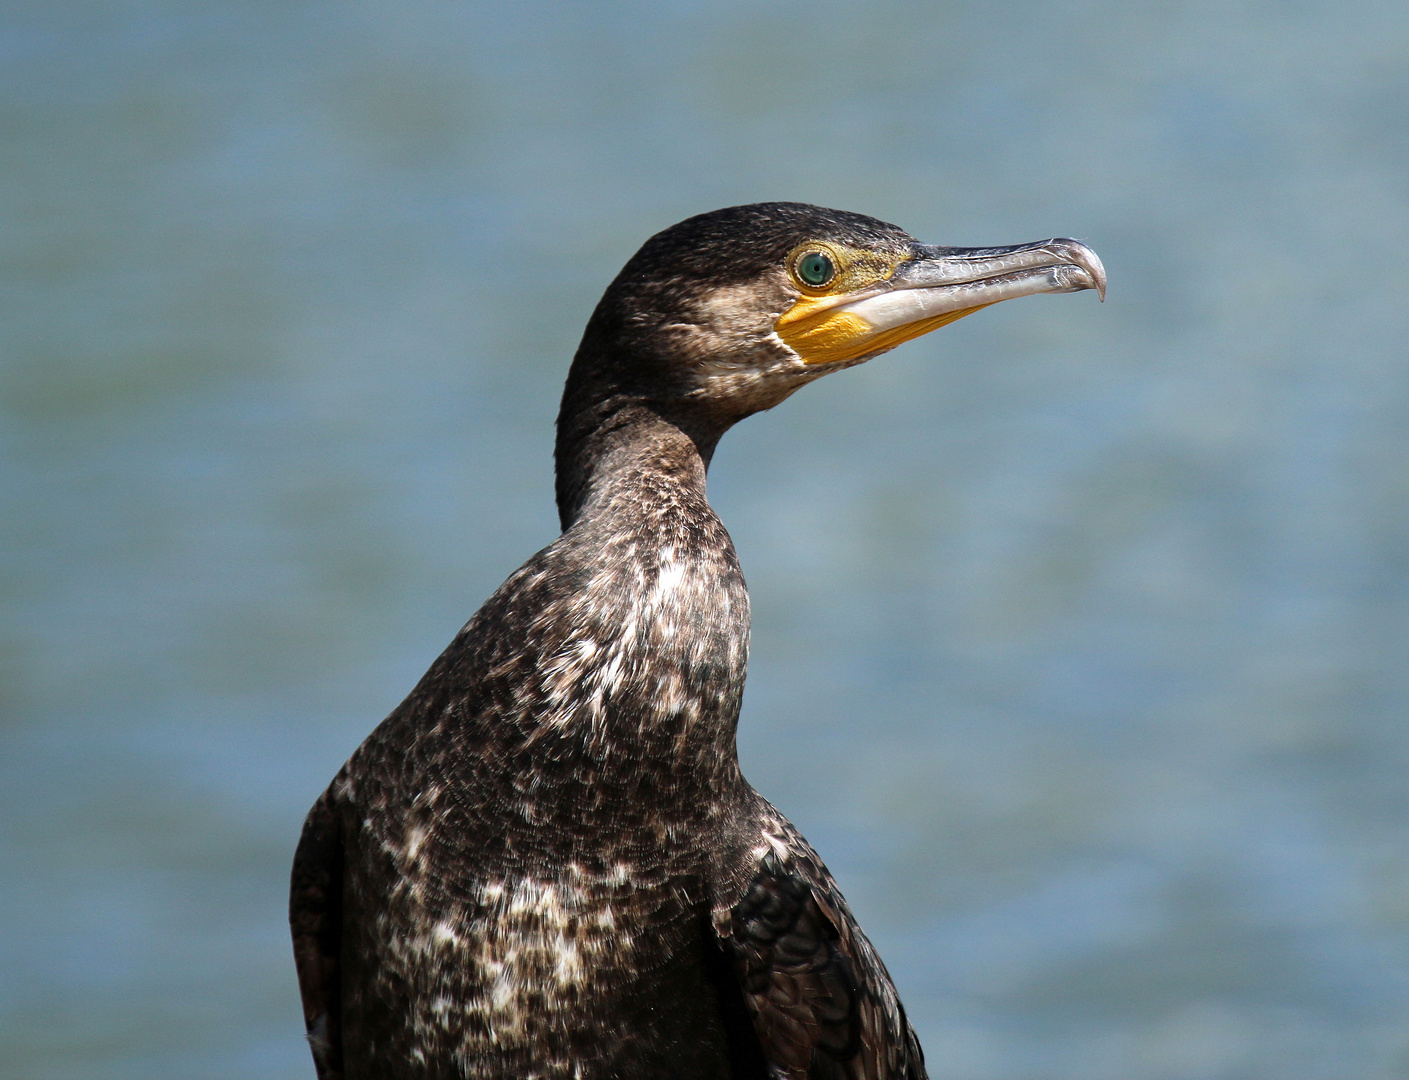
[773,237,1105,366]
[775,297,990,366]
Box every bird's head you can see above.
[555,202,1103,524]
[563,202,1104,433]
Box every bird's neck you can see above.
[541,405,750,789]
[555,404,714,528]
[555,328,741,531]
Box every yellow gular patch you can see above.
[776,299,993,366]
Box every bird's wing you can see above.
[713,815,926,1080]
[289,786,345,1080]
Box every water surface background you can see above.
[3,3,1408,1077]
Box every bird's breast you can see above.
[342,838,727,1076]
[525,528,750,762]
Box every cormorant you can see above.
[290,202,1104,1079]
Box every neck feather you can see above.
[538,402,749,785]
[554,398,724,531]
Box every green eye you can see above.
[796,250,835,287]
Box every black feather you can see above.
[290,204,928,1079]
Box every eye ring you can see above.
[794,249,836,288]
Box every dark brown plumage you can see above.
[290,203,1103,1079]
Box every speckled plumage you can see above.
[292,203,1103,1079]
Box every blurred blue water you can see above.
[2,2,1408,1077]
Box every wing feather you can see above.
[289,787,345,1080]
[716,816,925,1080]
